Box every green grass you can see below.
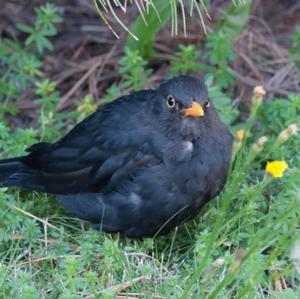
[0,99,299,298]
[1,67,300,299]
[1,2,300,298]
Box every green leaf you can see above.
[16,23,34,33]
[126,1,172,59]
[217,0,252,37]
[170,44,201,75]
[25,33,37,47]
[205,75,239,125]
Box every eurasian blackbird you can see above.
[0,76,233,237]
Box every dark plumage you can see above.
[0,76,233,237]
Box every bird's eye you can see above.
[204,100,210,108]
[167,95,176,109]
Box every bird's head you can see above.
[152,75,218,140]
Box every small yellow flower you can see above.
[235,129,245,141]
[266,160,288,178]
[231,130,245,161]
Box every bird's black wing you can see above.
[17,92,163,194]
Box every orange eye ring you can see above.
[167,95,176,109]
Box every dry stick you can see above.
[118,292,145,297]
[266,62,295,91]
[125,252,170,274]
[70,40,87,61]
[235,30,299,95]
[57,43,118,111]
[263,58,290,65]
[229,67,291,96]
[103,276,151,294]
[10,205,77,241]
[257,38,289,58]
[17,255,65,267]
[110,276,151,292]
[227,67,259,86]
[44,217,48,248]
[11,205,59,231]
[54,55,119,85]
[237,52,263,81]
[56,58,102,111]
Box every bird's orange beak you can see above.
[181,101,204,117]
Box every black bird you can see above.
[0,76,233,237]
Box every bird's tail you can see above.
[0,157,37,189]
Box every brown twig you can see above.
[57,43,119,111]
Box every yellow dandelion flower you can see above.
[235,129,245,141]
[266,160,288,178]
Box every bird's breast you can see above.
[170,138,231,198]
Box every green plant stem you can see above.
[180,95,262,298]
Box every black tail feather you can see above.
[0,157,36,188]
[0,157,23,179]
[0,156,83,194]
